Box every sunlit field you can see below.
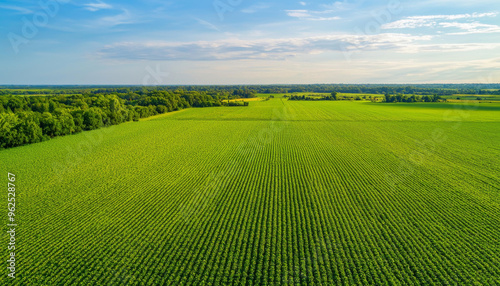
[2,99,499,285]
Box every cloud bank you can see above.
[382,12,499,34]
[98,33,436,61]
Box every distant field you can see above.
[228,97,263,102]
[0,92,78,97]
[443,94,500,102]
[270,92,500,103]
[1,99,499,284]
[0,89,55,93]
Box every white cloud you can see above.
[285,9,341,21]
[83,1,113,12]
[80,9,135,28]
[286,10,309,18]
[399,43,500,53]
[440,22,500,35]
[299,2,307,6]
[382,12,498,29]
[101,10,134,26]
[97,33,434,61]
[0,5,33,14]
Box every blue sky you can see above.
[0,0,499,84]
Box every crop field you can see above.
[1,99,499,285]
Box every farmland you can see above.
[1,99,499,285]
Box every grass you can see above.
[1,99,499,284]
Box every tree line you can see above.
[287,92,444,103]
[288,92,362,101]
[0,89,249,149]
[2,84,499,96]
[383,93,443,103]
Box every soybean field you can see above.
[1,98,499,285]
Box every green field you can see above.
[1,99,499,285]
[442,94,500,102]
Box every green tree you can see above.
[71,110,85,133]
[0,113,19,148]
[16,112,43,145]
[83,108,103,130]
[331,91,338,100]
[40,112,62,137]
[109,97,125,125]
[56,110,76,135]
